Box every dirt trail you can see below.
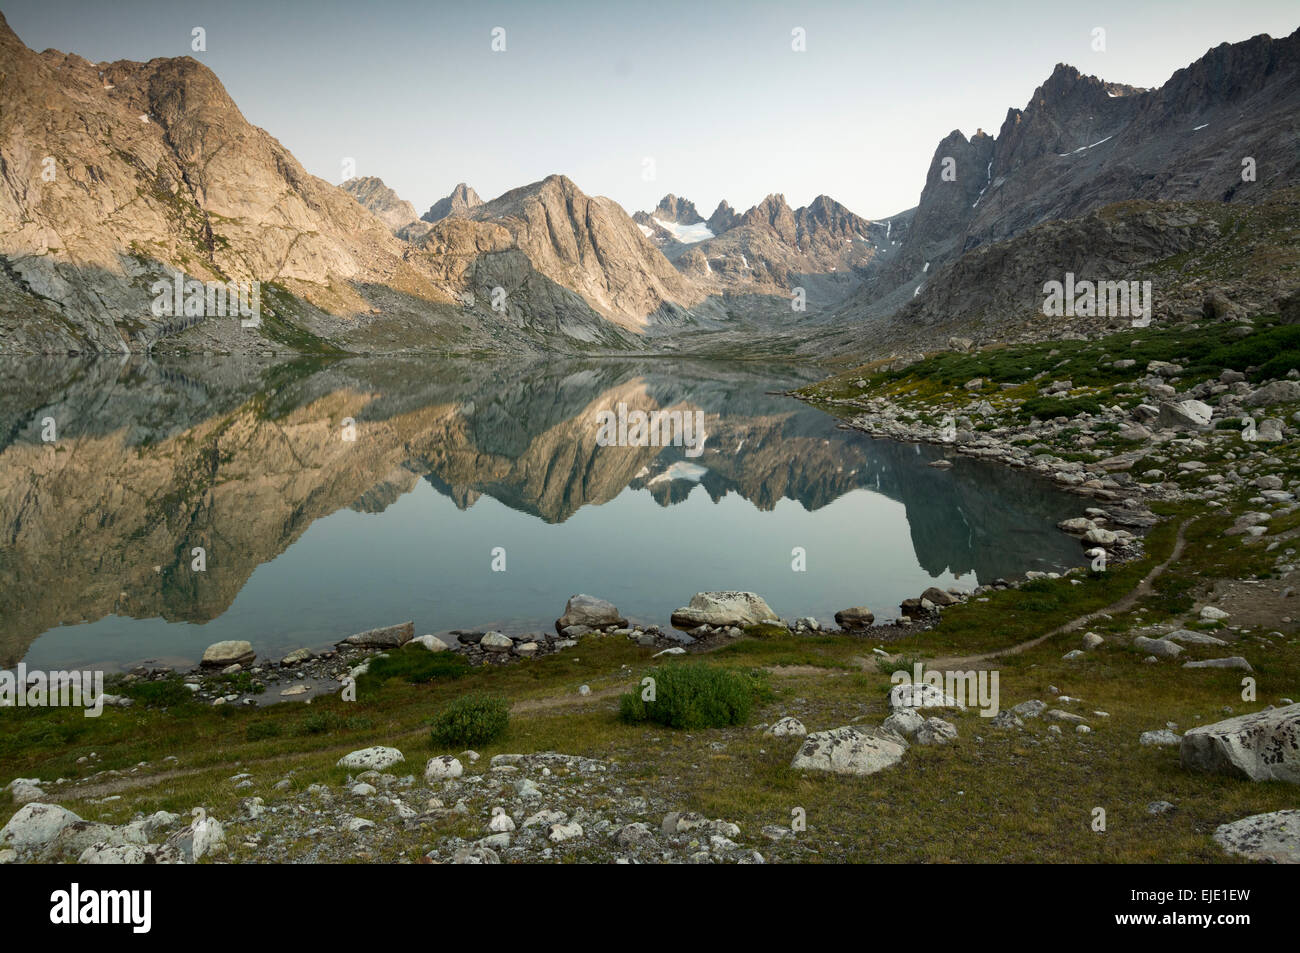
[925,518,1193,671]
[60,681,636,801]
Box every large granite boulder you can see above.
[834,606,875,630]
[555,594,626,633]
[1213,810,1300,863]
[338,621,414,648]
[201,640,255,668]
[670,591,776,630]
[1180,703,1300,783]
[0,803,83,853]
[790,726,907,776]
[1157,399,1213,431]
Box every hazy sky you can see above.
[6,1,1297,220]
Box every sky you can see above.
[5,0,1297,221]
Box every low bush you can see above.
[619,664,768,730]
[429,692,509,747]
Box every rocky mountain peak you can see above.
[341,176,420,233]
[740,194,797,242]
[651,194,703,225]
[422,182,483,223]
[706,200,738,235]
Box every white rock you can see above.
[424,756,464,781]
[881,708,925,739]
[548,822,583,842]
[889,682,963,710]
[1213,810,1300,863]
[0,803,82,851]
[790,727,907,776]
[412,634,453,652]
[765,716,807,738]
[336,746,405,771]
[915,717,958,745]
[1180,703,1300,783]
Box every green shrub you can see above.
[120,675,195,708]
[298,710,342,735]
[429,692,509,747]
[1017,395,1105,421]
[619,664,767,730]
[362,645,469,685]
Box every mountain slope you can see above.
[873,29,1300,307]
[450,174,715,331]
[423,183,483,223]
[341,176,421,233]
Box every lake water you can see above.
[0,355,1089,671]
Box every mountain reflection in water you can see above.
[0,355,1087,670]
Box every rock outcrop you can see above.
[1180,703,1300,783]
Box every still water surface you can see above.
[0,356,1088,670]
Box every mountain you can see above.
[425,174,717,332]
[0,18,703,354]
[674,193,887,314]
[0,12,471,355]
[706,201,740,235]
[650,194,704,225]
[423,183,483,223]
[340,176,420,233]
[867,29,1300,313]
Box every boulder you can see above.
[890,682,963,710]
[1213,810,1300,863]
[915,717,958,746]
[78,843,151,864]
[280,647,314,665]
[412,634,453,652]
[1084,527,1118,547]
[670,591,776,630]
[1202,288,1238,320]
[764,716,807,738]
[338,621,414,648]
[1163,629,1227,646]
[920,587,958,607]
[1180,703,1300,783]
[1157,400,1213,431]
[1183,657,1253,671]
[1243,380,1300,407]
[201,640,255,668]
[425,756,464,781]
[166,815,225,862]
[834,606,875,630]
[337,746,405,771]
[1133,635,1182,659]
[480,632,514,652]
[0,803,83,852]
[882,708,925,739]
[555,594,626,633]
[790,726,907,776]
